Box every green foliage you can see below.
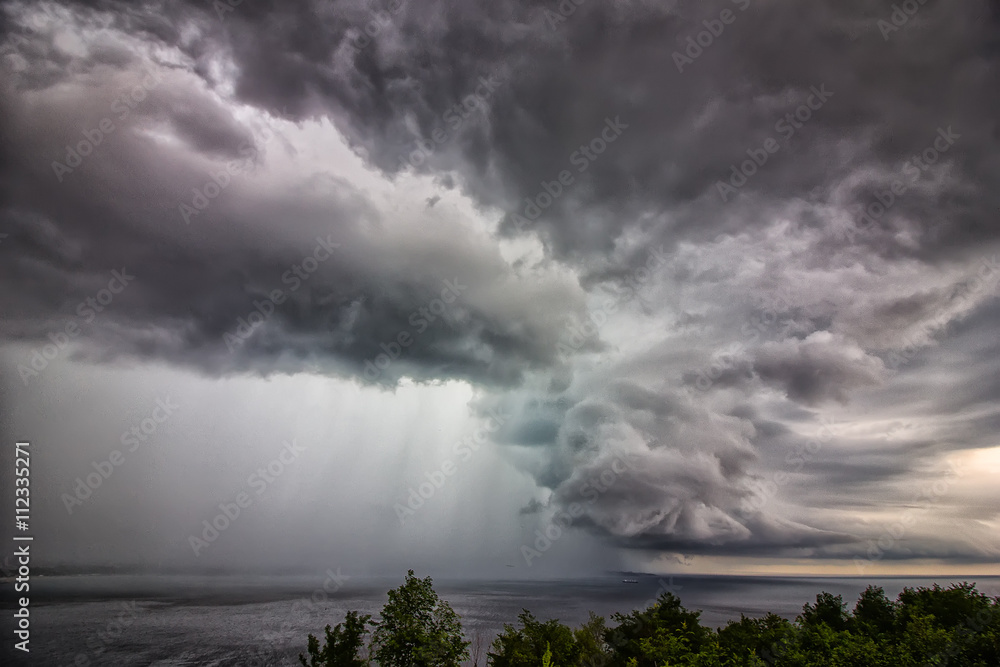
[488,610,582,667]
[604,592,713,666]
[851,586,896,638]
[575,612,611,666]
[717,613,794,666]
[896,582,993,630]
[302,579,1000,667]
[798,591,849,632]
[542,642,553,667]
[370,569,470,667]
[299,610,372,667]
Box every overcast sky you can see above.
[1,0,999,578]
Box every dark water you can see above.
[4,574,999,665]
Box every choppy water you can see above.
[4,574,999,665]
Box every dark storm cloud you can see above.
[610,515,856,558]
[137,0,1000,267]
[0,3,587,388]
[2,0,999,569]
[753,333,886,405]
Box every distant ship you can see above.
[622,578,638,583]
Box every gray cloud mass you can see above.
[1,0,998,575]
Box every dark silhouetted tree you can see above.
[299,610,372,667]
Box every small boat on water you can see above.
[622,578,638,583]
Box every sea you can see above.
[3,574,999,665]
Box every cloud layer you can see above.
[1,0,999,574]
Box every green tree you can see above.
[851,586,896,639]
[605,592,712,667]
[488,610,580,667]
[798,592,849,632]
[299,580,1000,667]
[575,612,610,666]
[896,582,992,631]
[717,613,795,666]
[894,582,1000,665]
[370,569,469,667]
[299,610,373,667]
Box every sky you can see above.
[0,0,998,579]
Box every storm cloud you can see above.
[1,0,998,576]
